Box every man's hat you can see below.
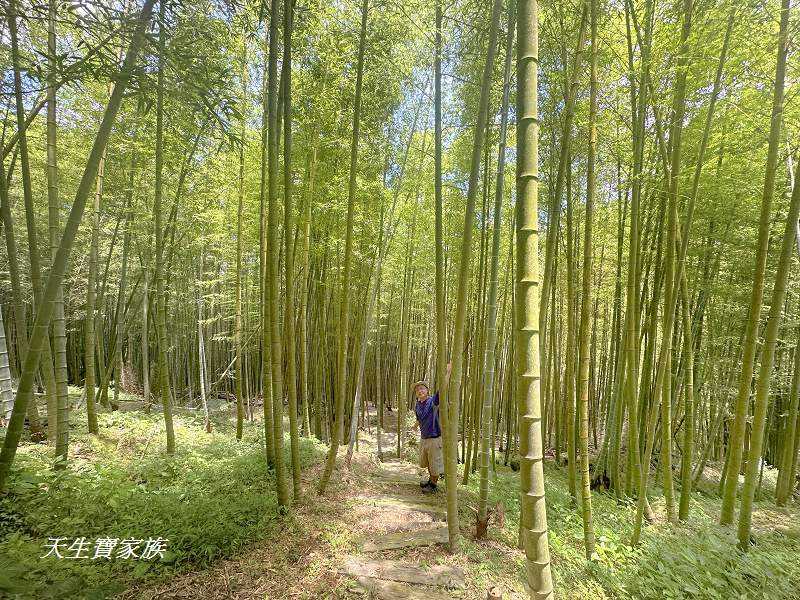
[413,381,430,393]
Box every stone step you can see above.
[357,495,447,520]
[353,577,457,600]
[362,525,449,552]
[339,556,465,589]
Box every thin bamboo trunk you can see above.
[297,76,324,439]
[47,0,69,461]
[235,36,247,441]
[154,0,176,454]
[0,171,43,436]
[85,145,102,432]
[632,0,693,540]
[265,0,289,506]
[564,156,577,501]
[776,330,800,505]
[538,5,588,405]
[576,0,597,559]
[0,308,13,420]
[477,0,514,533]
[677,275,695,520]
[737,153,800,548]
[198,254,211,433]
[720,0,790,525]
[397,234,413,458]
[282,0,301,499]
[433,0,459,551]
[441,0,503,544]
[7,0,60,444]
[259,22,275,466]
[318,0,369,494]
[142,271,151,406]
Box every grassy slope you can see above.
[458,460,800,599]
[0,394,326,599]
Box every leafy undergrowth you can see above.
[0,405,326,599]
[459,461,800,599]
[3,401,799,599]
[127,431,800,600]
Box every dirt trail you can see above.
[336,454,464,598]
[122,410,486,600]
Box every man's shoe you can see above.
[421,481,438,493]
[420,479,431,488]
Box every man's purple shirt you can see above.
[415,392,441,439]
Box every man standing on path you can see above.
[413,362,451,494]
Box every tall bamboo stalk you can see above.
[318,0,369,494]
[7,0,60,444]
[478,0,515,533]
[720,0,790,525]
[154,0,176,454]
[433,0,459,551]
[737,155,800,548]
[517,0,555,594]
[576,0,597,559]
[47,0,69,461]
[235,34,247,441]
[258,20,275,466]
[776,327,800,505]
[266,0,289,506]
[283,0,302,498]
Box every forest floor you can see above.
[122,411,529,600]
[2,391,800,599]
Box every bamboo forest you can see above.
[1,0,800,597]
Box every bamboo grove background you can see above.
[0,0,799,591]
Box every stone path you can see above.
[339,457,465,598]
[121,407,475,599]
